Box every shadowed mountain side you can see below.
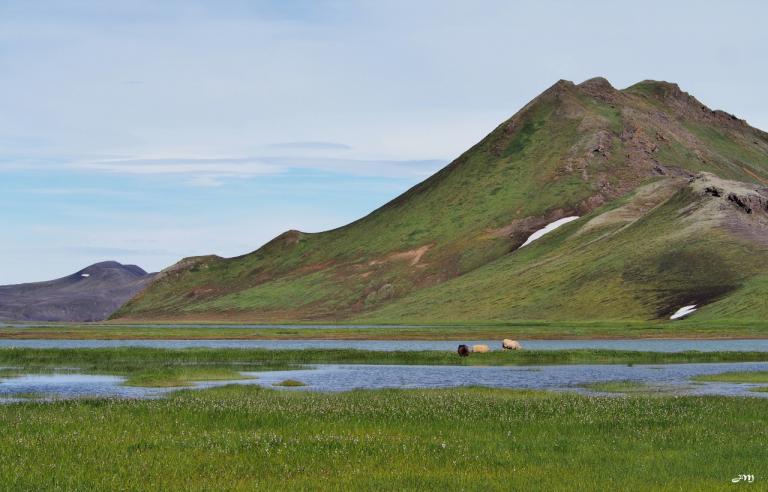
[113,77,768,323]
[0,261,155,322]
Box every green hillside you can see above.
[114,78,768,323]
[358,174,768,323]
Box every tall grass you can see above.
[0,386,764,490]
[0,347,767,372]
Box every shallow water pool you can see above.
[247,362,768,397]
[1,361,767,401]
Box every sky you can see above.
[1,0,767,284]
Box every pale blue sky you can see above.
[1,0,767,283]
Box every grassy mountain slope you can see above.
[357,174,768,323]
[115,78,768,323]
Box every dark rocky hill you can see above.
[0,261,155,322]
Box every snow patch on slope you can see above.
[670,305,697,320]
[519,216,580,248]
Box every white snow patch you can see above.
[518,216,580,248]
[670,305,697,320]
[80,273,90,278]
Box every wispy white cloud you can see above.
[67,155,446,180]
[11,187,138,197]
[266,141,352,150]
[184,175,225,187]
[72,157,281,176]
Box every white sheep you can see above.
[502,339,522,350]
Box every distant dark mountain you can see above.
[0,261,155,322]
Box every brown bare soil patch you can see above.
[369,245,432,267]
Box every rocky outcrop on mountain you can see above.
[697,174,768,215]
[0,261,155,322]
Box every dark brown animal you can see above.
[457,344,470,357]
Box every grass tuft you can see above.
[273,379,306,387]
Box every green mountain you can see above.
[114,77,768,323]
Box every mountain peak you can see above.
[85,260,123,269]
[628,78,681,91]
[578,76,615,91]
[624,79,689,101]
[576,76,619,102]
[544,78,576,93]
[79,261,148,277]
[624,79,757,131]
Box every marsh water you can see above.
[3,333,768,401]
[0,374,170,400]
[2,362,768,401]
[4,338,768,351]
[247,362,768,397]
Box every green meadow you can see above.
[5,318,768,340]
[0,386,764,490]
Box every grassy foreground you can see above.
[0,386,764,490]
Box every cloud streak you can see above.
[68,155,446,180]
[266,141,352,150]
[73,157,282,176]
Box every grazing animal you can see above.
[472,344,490,353]
[502,339,522,350]
[457,344,470,357]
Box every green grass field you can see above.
[0,386,764,490]
[5,319,768,340]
